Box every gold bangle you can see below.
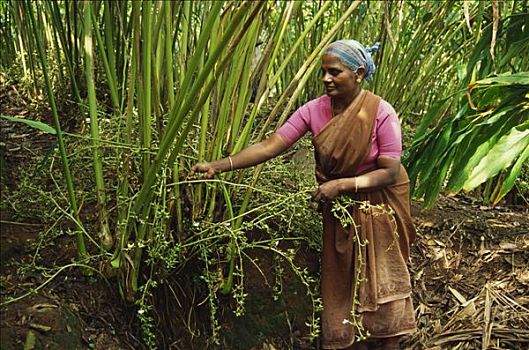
[228,155,233,171]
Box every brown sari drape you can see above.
[312,91,417,349]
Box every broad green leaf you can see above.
[463,123,529,191]
[0,114,57,134]
[413,96,451,141]
[476,72,529,86]
[492,144,529,205]
[413,122,453,198]
[499,15,529,68]
[473,104,519,127]
[499,39,529,68]
[446,110,521,192]
[423,149,454,208]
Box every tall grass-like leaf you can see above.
[46,0,81,103]
[25,1,87,258]
[129,1,266,293]
[130,1,236,216]
[91,8,120,112]
[103,2,118,103]
[111,35,137,271]
[163,0,174,110]
[141,0,153,174]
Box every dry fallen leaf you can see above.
[498,241,518,250]
[448,286,468,305]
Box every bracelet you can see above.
[354,177,358,193]
[228,155,233,171]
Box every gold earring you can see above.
[356,78,362,83]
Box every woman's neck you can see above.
[331,87,362,114]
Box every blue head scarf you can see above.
[324,40,380,82]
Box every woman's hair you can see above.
[324,40,380,82]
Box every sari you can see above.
[312,90,417,349]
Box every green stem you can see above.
[91,6,120,112]
[141,0,153,174]
[83,1,112,250]
[26,1,87,259]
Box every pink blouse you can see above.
[276,95,402,175]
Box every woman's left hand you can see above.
[312,180,341,202]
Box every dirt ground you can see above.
[1,79,528,349]
[405,197,529,350]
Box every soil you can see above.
[0,77,145,349]
[0,211,145,350]
[1,78,528,349]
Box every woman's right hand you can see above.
[189,162,220,179]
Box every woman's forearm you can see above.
[336,156,401,194]
[209,133,288,172]
[337,167,399,194]
[309,158,402,203]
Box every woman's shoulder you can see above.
[300,94,331,111]
[376,97,398,120]
[292,95,331,122]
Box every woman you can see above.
[190,40,417,350]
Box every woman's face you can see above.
[321,54,361,99]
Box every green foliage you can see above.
[407,72,529,207]
[115,148,325,346]
[406,8,529,207]
[136,279,158,349]
[514,162,529,205]
[331,197,398,342]
[2,138,78,214]
[0,114,56,134]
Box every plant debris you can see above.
[404,196,529,350]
